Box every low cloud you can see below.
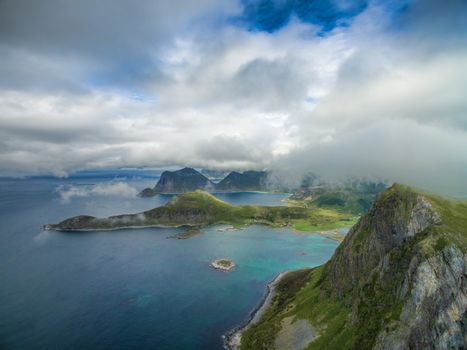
[0,0,466,195]
[56,182,139,203]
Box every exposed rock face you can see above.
[325,185,465,349]
[140,168,269,196]
[274,317,316,350]
[140,168,214,195]
[327,189,442,297]
[375,245,466,350]
[238,184,466,350]
[215,171,269,191]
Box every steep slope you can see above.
[46,190,314,231]
[216,171,269,191]
[240,184,466,349]
[140,167,214,196]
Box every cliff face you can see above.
[240,185,466,350]
[325,185,465,349]
[214,171,269,191]
[155,167,214,193]
[140,168,269,196]
[140,168,214,196]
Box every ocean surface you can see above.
[0,173,341,350]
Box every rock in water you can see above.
[211,259,235,271]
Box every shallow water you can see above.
[0,175,340,350]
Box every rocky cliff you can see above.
[140,167,214,196]
[240,184,466,349]
[216,171,269,191]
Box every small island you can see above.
[211,259,235,271]
[167,227,202,240]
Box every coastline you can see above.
[223,271,289,350]
[43,223,192,232]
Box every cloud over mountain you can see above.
[0,0,466,194]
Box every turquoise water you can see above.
[0,176,339,350]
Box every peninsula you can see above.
[45,190,355,232]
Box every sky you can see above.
[0,0,466,194]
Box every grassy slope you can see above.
[285,185,382,233]
[51,190,355,232]
[240,185,467,350]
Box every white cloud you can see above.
[56,182,139,203]
[0,0,466,194]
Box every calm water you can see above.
[0,175,339,350]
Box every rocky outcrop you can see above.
[326,187,442,298]
[324,184,465,349]
[215,171,269,192]
[140,168,270,196]
[140,168,214,195]
[374,245,466,349]
[239,184,466,350]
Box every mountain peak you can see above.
[149,168,213,194]
[241,185,466,349]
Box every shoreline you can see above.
[223,271,289,350]
[43,223,191,232]
[44,222,352,237]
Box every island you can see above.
[139,167,215,196]
[215,170,268,192]
[166,227,201,239]
[211,259,235,271]
[139,167,270,196]
[45,190,356,232]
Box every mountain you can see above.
[46,190,313,231]
[139,167,214,196]
[240,184,466,349]
[215,171,269,192]
[140,168,271,196]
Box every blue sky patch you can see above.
[234,0,368,33]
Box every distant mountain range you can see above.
[139,167,270,196]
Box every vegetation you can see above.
[215,170,268,191]
[216,259,233,268]
[49,190,355,232]
[140,168,270,196]
[140,167,214,196]
[288,181,387,215]
[240,184,467,350]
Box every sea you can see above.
[0,170,341,350]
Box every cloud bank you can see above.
[57,182,139,203]
[0,0,466,194]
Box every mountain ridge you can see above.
[239,184,466,349]
[140,168,270,196]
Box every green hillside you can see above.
[47,190,354,232]
[240,185,466,349]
